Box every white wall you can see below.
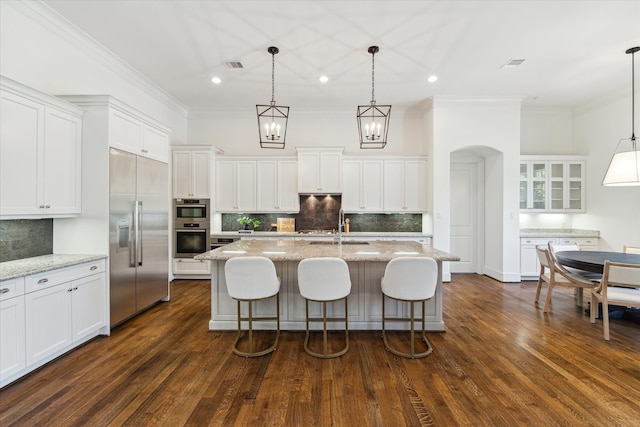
[572,92,640,250]
[0,1,188,143]
[432,98,521,282]
[187,108,427,156]
[520,109,573,155]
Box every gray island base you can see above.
[195,239,459,332]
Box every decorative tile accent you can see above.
[221,195,423,233]
[0,219,53,262]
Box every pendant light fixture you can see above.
[257,46,289,149]
[357,46,391,149]
[602,46,640,186]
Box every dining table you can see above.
[555,250,640,274]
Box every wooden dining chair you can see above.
[590,261,640,340]
[623,244,640,255]
[535,247,595,313]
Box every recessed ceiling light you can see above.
[427,75,438,83]
[211,76,222,84]
[319,75,329,83]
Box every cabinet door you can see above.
[191,151,211,198]
[256,160,278,211]
[383,160,404,211]
[25,283,72,365]
[109,109,144,155]
[173,151,192,198]
[71,274,105,341]
[402,160,426,212]
[530,162,547,211]
[318,151,342,193]
[142,125,169,163]
[0,296,26,381]
[361,160,384,212]
[0,90,44,215]
[215,161,236,211]
[297,152,319,193]
[277,160,299,212]
[519,163,528,210]
[43,108,82,215]
[342,160,362,211]
[566,162,584,212]
[235,161,256,211]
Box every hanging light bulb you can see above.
[602,46,640,186]
[256,46,289,149]
[357,46,391,149]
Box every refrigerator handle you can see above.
[137,201,143,266]
[129,202,136,268]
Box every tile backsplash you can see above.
[221,195,422,233]
[0,219,53,262]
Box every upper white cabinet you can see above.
[383,158,428,212]
[109,108,169,163]
[296,147,343,193]
[520,156,586,213]
[215,160,256,212]
[256,159,299,212]
[173,146,219,198]
[0,77,83,218]
[342,159,384,212]
[59,95,172,164]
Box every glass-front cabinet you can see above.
[520,161,548,212]
[520,156,586,213]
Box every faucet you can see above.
[337,208,345,244]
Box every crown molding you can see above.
[15,1,188,118]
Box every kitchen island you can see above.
[195,239,459,331]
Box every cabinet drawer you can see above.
[556,237,598,247]
[25,259,106,293]
[0,277,25,302]
[520,238,556,247]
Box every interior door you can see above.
[450,161,478,273]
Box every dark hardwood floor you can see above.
[2,274,640,426]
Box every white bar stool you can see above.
[297,257,352,358]
[381,257,438,359]
[224,256,281,357]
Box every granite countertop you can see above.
[0,254,108,281]
[195,239,458,263]
[519,228,600,238]
[211,231,432,238]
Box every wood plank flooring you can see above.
[2,274,640,426]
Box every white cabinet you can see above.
[173,258,211,275]
[173,148,214,198]
[520,236,598,279]
[256,159,299,212]
[0,77,83,218]
[383,159,428,212]
[24,260,106,366]
[549,161,585,212]
[215,160,256,212]
[109,108,169,163]
[0,277,26,383]
[520,156,586,213]
[296,148,343,193]
[343,159,384,212]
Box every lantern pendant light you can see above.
[257,46,289,149]
[357,46,391,149]
[602,46,640,186]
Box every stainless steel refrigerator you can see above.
[109,148,169,327]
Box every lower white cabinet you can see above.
[520,236,598,279]
[173,258,211,275]
[0,259,106,388]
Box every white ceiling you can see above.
[43,0,640,112]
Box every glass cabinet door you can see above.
[550,162,565,210]
[519,163,528,209]
[530,162,547,211]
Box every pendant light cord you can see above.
[632,49,636,141]
[371,50,376,104]
[271,51,275,104]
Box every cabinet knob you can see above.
[67,288,73,292]
[90,265,98,270]
[45,205,51,208]
[39,205,45,208]
[73,287,78,291]
[38,278,48,284]
[0,288,9,294]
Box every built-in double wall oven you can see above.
[174,198,210,258]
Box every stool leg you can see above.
[248,301,253,354]
[323,302,328,356]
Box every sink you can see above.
[309,241,370,245]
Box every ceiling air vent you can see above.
[501,58,525,68]
[224,60,244,69]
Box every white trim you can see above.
[16,1,188,119]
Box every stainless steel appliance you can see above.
[210,236,239,250]
[174,198,211,258]
[110,148,169,327]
